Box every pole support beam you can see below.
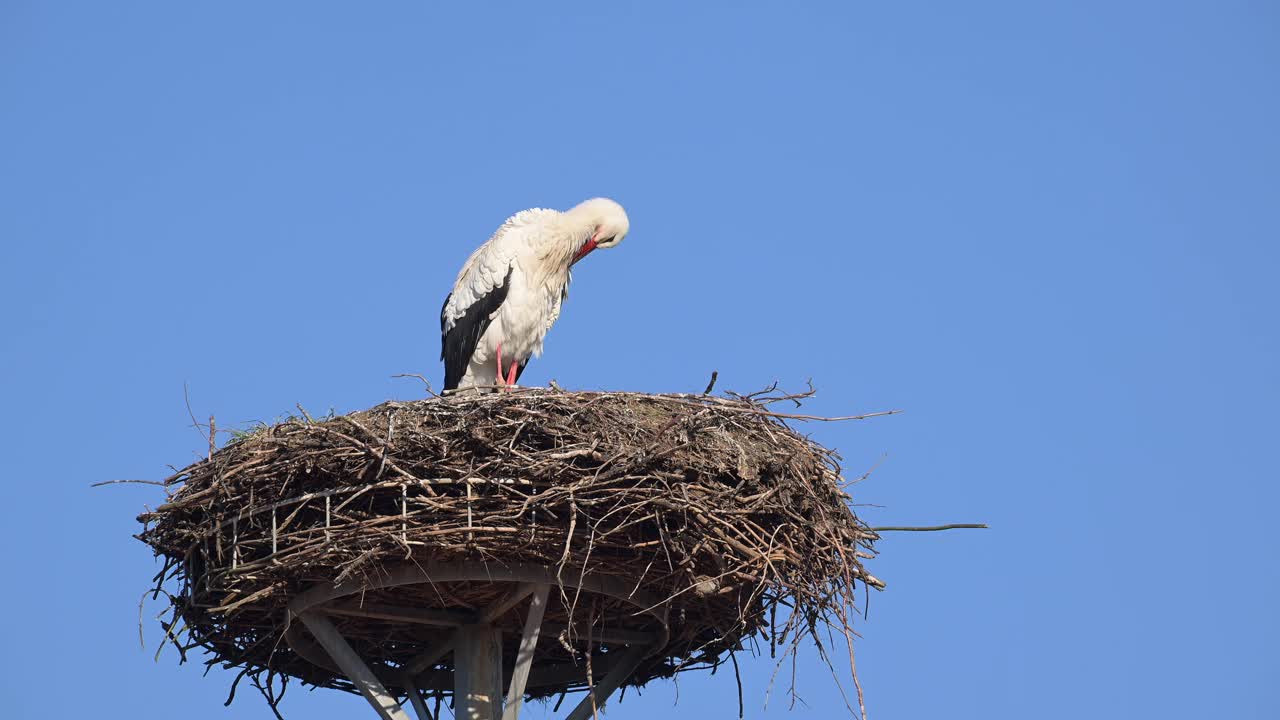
[501,583,550,720]
[564,643,650,720]
[297,611,413,720]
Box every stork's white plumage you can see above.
[440,198,630,392]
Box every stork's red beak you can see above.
[571,237,599,265]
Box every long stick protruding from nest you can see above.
[871,524,989,532]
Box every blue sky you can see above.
[2,1,1277,718]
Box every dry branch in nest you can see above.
[136,386,886,712]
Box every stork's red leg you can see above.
[496,343,505,387]
[506,361,518,387]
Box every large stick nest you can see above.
[138,386,884,707]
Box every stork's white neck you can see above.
[535,213,595,270]
[539,198,624,269]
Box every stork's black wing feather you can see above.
[441,265,513,391]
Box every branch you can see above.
[391,373,440,398]
[183,381,210,445]
[871,524,988,532]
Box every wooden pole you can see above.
[454,624,502,720]
[481,583,536,623]
[401,673,433,720]
[501,584,550,720]
[404,635,456,676]
[298,612,413,720]
[563,644,650,720]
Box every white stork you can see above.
[440,198,630,392]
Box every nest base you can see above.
[290,559,662,720]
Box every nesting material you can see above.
[138,387,882,705]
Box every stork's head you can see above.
[567,197,629,265]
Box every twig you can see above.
[703,370,719,395]
[137,591,148,649]
[92,479,167,487]
[730,648,744,719]
[870,524,988,532]
[295,403,315,423]
[183,382,209,445]
[392,373,440,398]
[750,408,902,423]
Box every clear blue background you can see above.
[2,2,1276,718]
